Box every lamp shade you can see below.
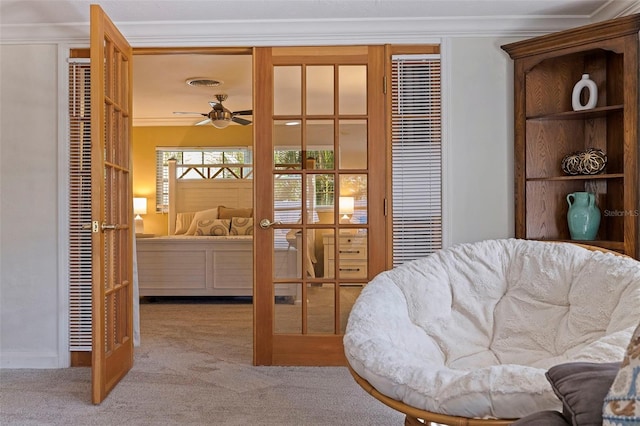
[133,197,147,215]
[339,196,355,216]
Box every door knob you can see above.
[259,219,281,229]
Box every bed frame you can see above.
[137,160,300,299]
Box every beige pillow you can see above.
[230,217,254,235]
[218,206,253,219]
[185,208,219,235]
[174,212,196,234]
[195,219,230,236]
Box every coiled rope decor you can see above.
[561,148,607,175]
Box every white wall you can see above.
[0,44,65,367]
[446,37,517,245]
[0,37,517,368]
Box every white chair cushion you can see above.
[344,239,640,419]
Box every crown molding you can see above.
[3,3,637,46]
[0,15,600,45]
[593,0,640,21]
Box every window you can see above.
[155,147,252,212]
[391,53,442,266]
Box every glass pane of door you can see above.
[339,65,367,114]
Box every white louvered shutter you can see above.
[391,54,442,267]
[68,59,92,351]
[155,149,169,213]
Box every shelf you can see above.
[526,105,623,121]
[527,173,624,182]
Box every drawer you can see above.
[325,237,367,261]
[326,260,368,279]
[337,243,367,260]
[338,235,367,247]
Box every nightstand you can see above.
[323,233,367,279]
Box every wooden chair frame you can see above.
[347,365,515,426]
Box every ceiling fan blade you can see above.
[195,118,212,126]
[233,109,253,116]
[173,111,208,116]
[232,116,252,126]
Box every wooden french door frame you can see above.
[90,4,134,404]
[253,46,387,366]
[86,36,387,387]
[79,43,254,397]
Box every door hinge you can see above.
[384,198,388,216]
[383,75,387,95]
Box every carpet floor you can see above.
[0,299,404,426]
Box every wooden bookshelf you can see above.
[502,14,639,258]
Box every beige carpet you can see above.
[0,298,404,425]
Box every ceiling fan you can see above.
[173,94,252,129]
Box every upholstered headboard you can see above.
[167,160,253,234]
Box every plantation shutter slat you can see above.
[155,149,168,213]
[68,59,92,351]
[391,54,442,267]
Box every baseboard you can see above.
[0,351,65,369]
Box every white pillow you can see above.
[174,212,196,234]
[185,208,218,235]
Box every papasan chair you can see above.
[344,239,640,425]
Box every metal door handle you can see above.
[101,223,119,231]
[259,219,281,229]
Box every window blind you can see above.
[155,149,171,213]
[68,59,92,351]
[391,54,442,267]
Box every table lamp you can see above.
[133,197,147,234]
[339,196,354,224]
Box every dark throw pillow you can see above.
[545,361,620,426]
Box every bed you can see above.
[136,160,301,299]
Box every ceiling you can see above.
[132,54,254,127]
[2,0,638,127]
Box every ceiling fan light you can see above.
[211,119,231,129]
[208,110,232,129]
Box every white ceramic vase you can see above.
[572,74,598,111]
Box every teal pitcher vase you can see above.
[566,192,600,240]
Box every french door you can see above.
[90,5,134,403]
[253,46,386,365]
